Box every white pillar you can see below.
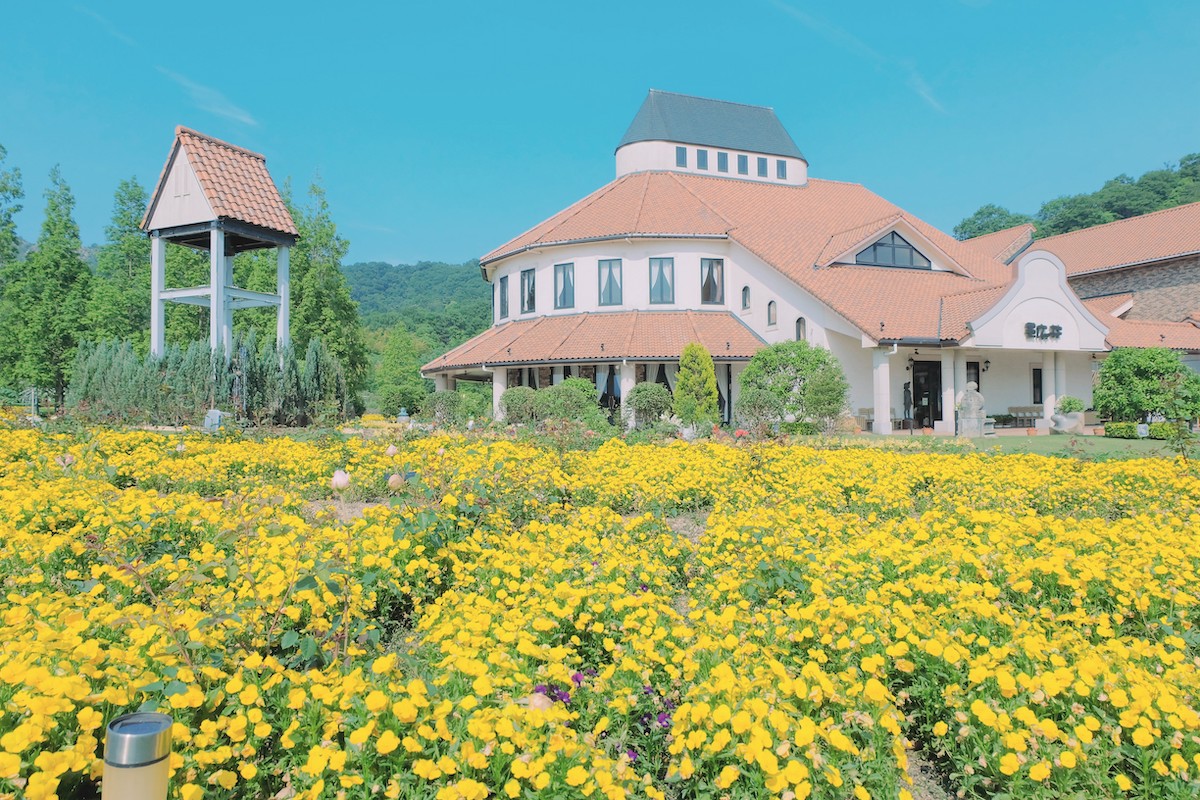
[433,374,448,392]
[1054,354,1067,408]
[222,255,234,355]
[954,352,968,403]
[276,246,291,348]
[492,368,508,420]
[209,228,225,354]
[938,350,956,434]
[150,234,166,357]
[1042,351,1057,422]
[552,366,564,385]
[619,360,636,429]
[872,348,893,436]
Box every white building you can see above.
[424,90,1200,431]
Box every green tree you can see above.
[953,204,1032,240]
[737,340,849,432]
[375,323,432,415]
[88,178,151,346]
[1093,347,1200,423]
[673,342,719,427]
[0,144,25,386]
[10,166,91,408]
[1034,194,1116,237]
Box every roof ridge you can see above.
[647,89,777,113]
[631,173,651,232]
[965,222,1035,243]
[1037,200,1200,244]
[620,311,638,356]
[177,126,266,161]
[548,313,590,360]
[666,172,736,230]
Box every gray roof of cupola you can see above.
[616,90,805,160]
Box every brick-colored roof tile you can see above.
[963,223,1035,263]
[1038,202,1200,276]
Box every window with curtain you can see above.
[649,258,674,304]
[855,232,932,269]
[795,317,806,341]
[520,268,535,313]
[700,258,724,304]
[767,301,777,326]
[498,275,509,318]
[554,263,574,309]
[598,259,622,306]
[741,285,750,310]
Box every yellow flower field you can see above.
[1,426,1199,799]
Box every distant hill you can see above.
[342,259,490,350]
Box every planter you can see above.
[1026,427,1037,436]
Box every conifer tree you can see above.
[88,178,151,346]
[673,342,719,427]
[11,166,91,408]
[0,144,24,387]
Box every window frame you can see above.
[741,285,751,311]
[675,146,687,168]
[649,257,675,305]
[700,258,724,305]
[855,231,932,270]
[554,262,575,310]
[767,300,777,327]
[736,154,748,175]
[795,316,806,341]
[966,360,981,391]
[717,152,729,173]
[498,275,509,319]
[696,149,709,170]
[519,268,536,314]
[757,157,768,177]
[598,258,623,306]
[776,159,787,180]
[1031,366,1043,405]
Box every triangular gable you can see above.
[965,250,1108,351]
[817,216,973,277]
[143,142,215,231]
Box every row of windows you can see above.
[675,146,787,180]
[497,258,725,316]
[737,287,806,339]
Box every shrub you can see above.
[780,421,821,435]
[738,340,849,432]
[673,344,719,427]
[1055,395,1085,414]
[426,390,462,425]
[1104,421,1140,439]
[1094,347,1200,422]
[625,382,672,428]
[500,386,536,424]
[1147,421,1182,440]
[533,378,599,422]
[735,386,785,433]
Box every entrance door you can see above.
[911,361,942,428]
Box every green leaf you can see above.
[281,630,300,649]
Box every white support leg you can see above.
[937,350,956,434]
[222,255,234,355]
[433,374,448,392]
[492,368,508,420]
[209,228,225,355]
[150,234,166,357]
[872,348,893,436]
[619,360,636,430]
[1054,354,1067,409]
[276,246,290,348]
[1042,351,1057,426]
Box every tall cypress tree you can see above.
[14,166,91,409]
[0,144,25,387]
[88,177,151,346]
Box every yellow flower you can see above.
[376,730,400,755]
[1028,761,1051,782]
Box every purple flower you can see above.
[639,584,648,592]
[571,672,585,687]
[642,685,655,695]
[533,684,548,695]
[626,748,638,762]
[657,711,672,728]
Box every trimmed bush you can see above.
[533,378,601,423]
[1148,421,1182,440]
[500,386,536,424]
[735,386,785,433]
[1104,421,1140,439]
[625,382,672,428]
[738,340,849,433]
[1055,395,1085,414]
[426,390,463,425]
[674,343,719,427]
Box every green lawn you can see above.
[965,433,1177,458]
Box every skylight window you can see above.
[855,232,932,269]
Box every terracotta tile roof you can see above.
[483,172,1015,341]
[940,284,1013,341]
[1080,293,1134,318]
[1036,202,1200,276]
[1102,317,1200,350]
[422,310,765,373]
[963,223,1035,263]
[143,126,298,236]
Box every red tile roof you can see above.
[1036,202,1200,276]
[143,126,298,236]
[482,172,1015,342]
[1080,293,1134,318]
[1081,297,1200,350]
[963,223,1035,263]
[423,310,765,373]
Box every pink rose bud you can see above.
[385,444,398,457]
[331,470,350,491]
[387,473,405,490]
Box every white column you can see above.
[1042,351,1057,423]
[433,374,448,392]
[447,376,458,392]
[954,351,968,403]
[552,366,564,385]
[619,360,636,429]
[938,350,956,434]
[1054,354,1067,408]
[209,228,225,354]
[276,246,291,348]
[492,368,508,420]
[150,234,166,357]
[872,348,893,436]
[222,254,234,355]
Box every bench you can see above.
[1008,405,1043,428]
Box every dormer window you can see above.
[855,232,932,269]
[697,150,709,170]
[717,152,729,173]
[675,146,687,168]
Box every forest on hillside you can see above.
[954,151,1200,240]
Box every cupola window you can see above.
[649,258,674,304]
[855,232,932,269]
[599,259,623,306]
[700,259,724,304]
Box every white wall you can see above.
[615,140,808,186]
[145,150,214,230]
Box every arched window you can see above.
[795,317,807,342]
[855,231,931,269]
[767,301,777,326]
[741,285,751,310]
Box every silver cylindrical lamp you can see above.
[102,712,173,800]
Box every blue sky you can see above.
[2,1,1198,264]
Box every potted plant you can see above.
[1050,395,1086,435]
